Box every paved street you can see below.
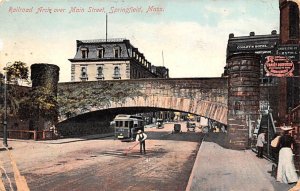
[0,122,202,191]
[1,123,298,191]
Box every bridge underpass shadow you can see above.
[145,130,205,143]
[202,132,228,148]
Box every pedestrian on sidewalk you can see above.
[270,132,281,164]
[277,126,298,184]
[136,130,147,154]
[256,129,266,158]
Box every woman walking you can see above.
[277,126,298,184]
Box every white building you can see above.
[69,38,169,81]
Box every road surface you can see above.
[1,122,203,191]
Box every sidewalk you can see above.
[186,140,296,191]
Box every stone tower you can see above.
[227,53,261,150]
[31,64,60,95]
[30,63,60,131]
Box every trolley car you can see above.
[113,114,144,140]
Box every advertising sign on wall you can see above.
[264,55,294,77]
[277,45,299,61]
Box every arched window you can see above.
[80,66,88,81]
[114,66,120,75]
[113,66,121,79]
[98,67,103,75]
[234,101,241,111]
[97,66,104,80]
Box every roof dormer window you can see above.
[114,46,121,58]
[97,47,104,58]
[81,48,88,59]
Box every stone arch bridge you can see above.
[57,78,228,124]
[32,53,260,150]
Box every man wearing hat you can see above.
[277,125,298,184]
[136,130,147,154]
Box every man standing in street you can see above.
[256,130,266,158]
[136,130,147,154]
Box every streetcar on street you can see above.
[113,114,144,140]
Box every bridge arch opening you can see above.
[56,106,227,138]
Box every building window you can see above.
[113,66,121,79]
[80,66,88,81]
[96,66,104,80]
[289,3,299,39]
[114,47,120,58]
[234,101,241,112]
[81,48,88,59]
[97,48,104,58]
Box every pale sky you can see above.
[0,0,280,82]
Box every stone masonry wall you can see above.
[227,53,261,149]
[58,78,228,124]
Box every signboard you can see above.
[277,45,299,61]
[227,40,277,55]
[264,55,294,77]
[237,43,270,50]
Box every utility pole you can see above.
[267,81,270,157]
[162,50,164,67]
[106,13,108,42]
[3,63,8,147]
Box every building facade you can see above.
[69,38,169,81]
[224,0,300,125]
[224,0,300,170]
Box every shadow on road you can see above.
[9,127,206,145]
[202,132,228,148]
[97,148,168,159]
[146,131,204,143]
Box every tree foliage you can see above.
[0,61,29,116]
[4,61,29,85]
[19,86,58,123]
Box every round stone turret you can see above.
[31,63,60,94]
[226,53,260,150]
[30,63,60,131]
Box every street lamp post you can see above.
[3,63,8,147]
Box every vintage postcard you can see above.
[0,0,299,191]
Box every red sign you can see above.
[264,56,294,77]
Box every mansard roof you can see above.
[69,38,147,61]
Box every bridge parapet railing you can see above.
[7,129,57,140]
